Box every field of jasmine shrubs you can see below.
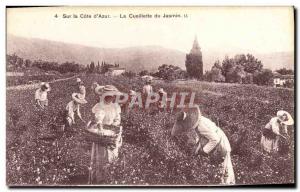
[6,74,294,186]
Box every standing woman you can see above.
[142,78,153,110]
[261,110,294,154]
[87,85,123,184]
[171,106,235,185]
[157,88,167,112]
[142,77,153,96]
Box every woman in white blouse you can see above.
[88,85,123,183]
[35,82,51,109]
[76,78,86,99]
[64,93,87,127]
[261,110,294,154]
[171,106,235,185]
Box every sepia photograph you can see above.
[6,6,295,186]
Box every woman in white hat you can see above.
[64,93,87,128]
[35,82,51,109]
[76,77,82,84]
[124,90,138,113]
[142,79,153,109]
[88,85,123,183]
[76,78,86,99]
[142,78,153,96]
[261,110,294,154]
[158,88,167,111]
[171,106,235,185]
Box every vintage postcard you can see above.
[6,6,295,186]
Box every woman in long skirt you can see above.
[88,85,123,183]
[261,110,294,154]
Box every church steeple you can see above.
[190,35,201,54]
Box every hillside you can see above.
[7,35,186,72]
[7,35,294,72]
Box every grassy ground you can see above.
[6,74,294,186]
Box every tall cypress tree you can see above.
[185,37,203,79]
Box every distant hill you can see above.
[7,35,186,72]
[7,35,294,72]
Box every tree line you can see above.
[86,61,120,74]
[6,54,123,75]
[132,53,293,87]
[7,53,293,87]
[203,54,293,86]
[7,54,85,74]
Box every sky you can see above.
[7,6,294,54]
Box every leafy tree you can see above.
[221,54,263,83]
[24,59,32,68]
[276,68,294,75]
[58,62,80,73]
[242,73,254,84]
[211,67,225,82]
[122,71,136,78]
[221,56,235,79]
[234,54,247,65]
[253,69,273,86]
[16,57,24,68]
[89,61,95,73]
[213,60,222,70]
[241,54,263,73]
[155,64,186,81]
[101,62,114,74]
[139,70,149,76]
[204,61,225,82]
[96,62,101,73]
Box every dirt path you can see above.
[6,75,79,91]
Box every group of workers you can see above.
[33,76,294,185]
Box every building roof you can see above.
[273,73,294,79]
[108,67,125,71]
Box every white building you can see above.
[105,67,125,76]
[273,72,294,88]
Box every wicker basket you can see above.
[84,122,121,146]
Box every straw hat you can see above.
[142,75,153,83]
[129,90,137,96]
[171,106,201,136]
[76,78,82,83]
[277,110,294,125]
[40,82,51,92]
[94,85,105,95]
[158,88,166,94]
[100,85,123,96]
[146,78,152,83]
[72,93,87,104]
